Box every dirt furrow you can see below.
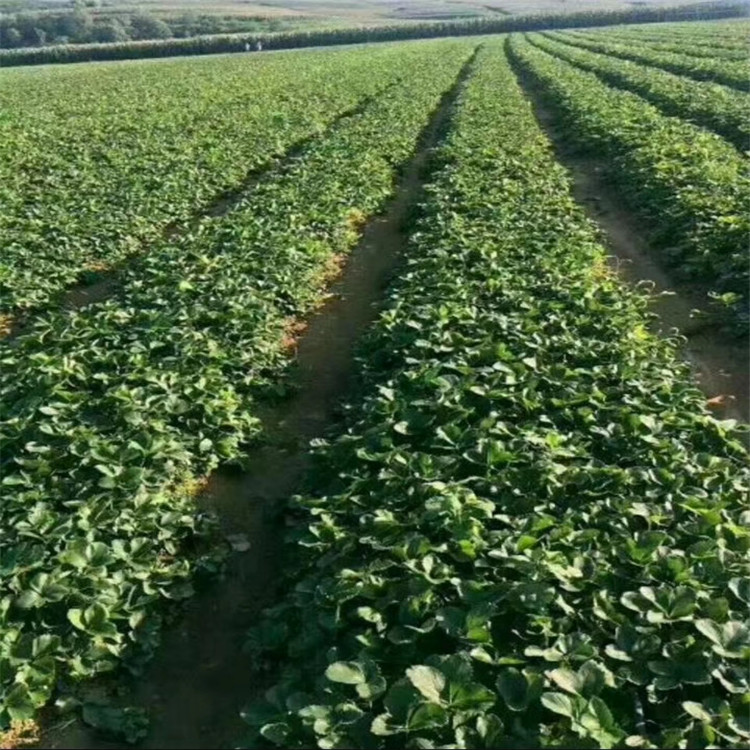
[40,51,477,750]
[509,50,749,424]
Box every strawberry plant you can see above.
[240,41,749,750]
[0,40,476,727]
[529,32,750,152]
[602,20,750,52]
[509,34,750,334]
[0,43,427,316]
[557,29,750,90]
[578,28,749,61]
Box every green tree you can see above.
[3,26,22,47]
[175,11,199,37]
[129,12,172,40]
[58,9,94,43]
[92,18,129,43]
[31,26,46,45]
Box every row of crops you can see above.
[0,39,476,726]
[0,22,745,319]
[0,43,450,316]
[574,28,748,60]
[0,18,748,746]
[507,34,750,334]
[572,21,750,55]
[240,41,749,749]
[524,32,750,150]
[558,27,750,90]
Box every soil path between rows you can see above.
[511,56,749,424]
[41,50,476,750]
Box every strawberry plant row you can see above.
[591,21,750,52]
[240,40,750,750]
[574,29,749,61]
[0,44,422,316]
[509,35,750,333]
[555,30,750,91]
[0,39,476,728]
[528,33,750,152]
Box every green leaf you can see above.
[325,661,366,685]
[384,680,420,723]
[370,714,399,736]
[541,691,574,718]
[448,680,496,711]
[604,644,632,662]
[259,723,290,745]
[497,668,530,712]
[683,701,712,722]
[67,608,86,631]
[516,534,538,552]
[548,667,581,695]
[580,697,623,748]
[5,684,36,721]
[58,540,89,569]
[476,714,504,745]
[585,696,617,732]
[15,590,43,610]
[729,578,750,604]
[356,677,387,701]
[408,703,448,731]
[406,665,445,704]
[695,620,750,658]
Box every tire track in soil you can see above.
[508,44,749,425]
[40,48,479,750]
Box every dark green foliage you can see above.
[508,34,750,334]
[527,31,750,151]
[557,26,750,91]
[240,42,749,750]
[0,45,413,314]
[0,41,474,727]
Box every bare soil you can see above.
[568,157,749,423]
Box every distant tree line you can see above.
[0,3,291,49]
[0,0,747,67]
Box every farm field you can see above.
[558,26,750,88]
[0,43,436,315]
[0,18,749,750]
